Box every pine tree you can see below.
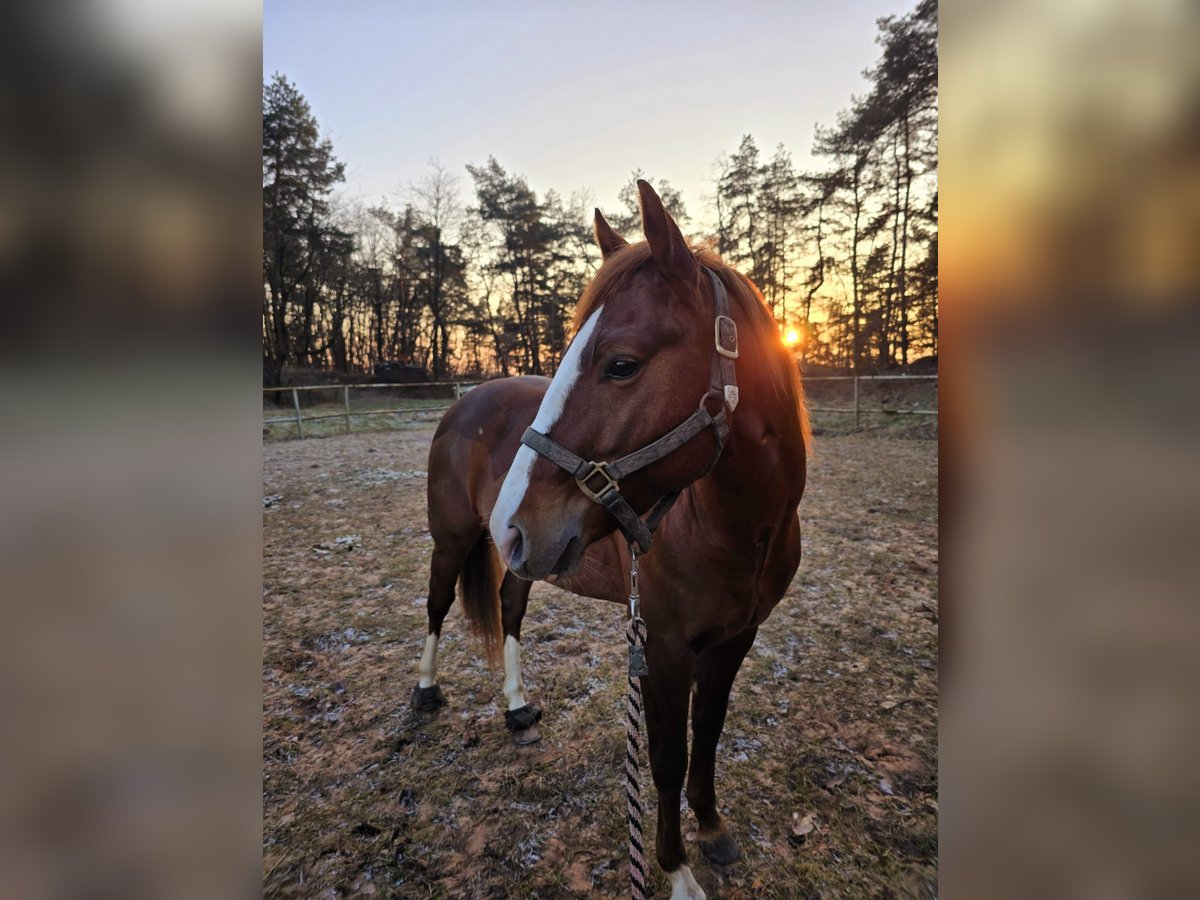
[717,136,763,287]
[262,73,345,385]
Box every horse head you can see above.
[490,181,729,580]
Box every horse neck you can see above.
[692,361,806,537]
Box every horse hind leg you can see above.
[685,625,759,866]
[411,531,479,712]
[499,572,541,745]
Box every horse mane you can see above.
[572,242,812,455]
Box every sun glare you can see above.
[783,327,801,348]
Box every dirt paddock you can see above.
[263,422,938,898]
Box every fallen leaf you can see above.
[790,811,816,845]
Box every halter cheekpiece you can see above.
[520,267,739,553]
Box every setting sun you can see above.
[783,327,801,347]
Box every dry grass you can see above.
[263,423,938,898]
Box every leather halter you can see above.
[520,267,739,553]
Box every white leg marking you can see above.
[489,306,605,564]
[417,633,439,688]
[667,865,707,900]
[502,635,528,711]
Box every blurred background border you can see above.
[0,0,1197,896]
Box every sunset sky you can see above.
[264,0,915,225]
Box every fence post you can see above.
[454,382,461,401]
[343,385,352,434]
[292,387,305,439]
[853,376,860,430]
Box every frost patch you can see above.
[357,468,427,486]
[303,627,373,652]
[313,534,361,555]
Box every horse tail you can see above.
[459,531,504,666]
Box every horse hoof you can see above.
[410,684,446,713]
[504,704,542,731]
[505,704,543,745]
[698,831,741,866]
[512,724,541,745]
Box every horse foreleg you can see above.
[499,572,540,744]
[642,635,702,898]
[687,625,758,866]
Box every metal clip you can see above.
[628,643,649,678]
[627,547,649,677]
[628,548,640,618]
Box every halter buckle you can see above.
[576,460,619,502]
[715,315,739,359]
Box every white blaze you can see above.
[417,633,439,688]
[489,306,604,562]
[501,635,528,711]
[667,866,707,900]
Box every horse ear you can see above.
[593,208,627,260]
[637,180,699,291]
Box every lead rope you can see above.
[625,546,650,900]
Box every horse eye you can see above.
[605,358,639,379]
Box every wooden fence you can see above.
[804,374,938,428]
[263,381,481,439]
[263,374,936,439]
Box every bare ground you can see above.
[263,422,938,899]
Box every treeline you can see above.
[262,0,936,385]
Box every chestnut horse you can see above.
[414,181,809,899]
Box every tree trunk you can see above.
[884,131,902,368]
[898,111,913,368]
[805,197,825,325]
[372,269,385,366]
[850,155,864,372]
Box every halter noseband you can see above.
[520,267,739,553]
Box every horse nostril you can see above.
[504,520,527,570]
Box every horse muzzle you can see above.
[494,516,584,581]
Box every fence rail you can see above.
[803,374,937,428]
[264,381,482,438]
[262,380,476,393]
[263,374,937,439]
